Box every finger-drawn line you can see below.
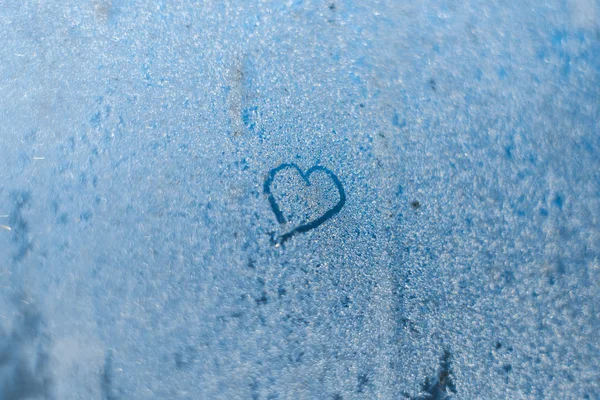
[263,163,346,245]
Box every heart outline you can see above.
[263,163,346,245]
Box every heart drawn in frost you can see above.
[263,163,346,245]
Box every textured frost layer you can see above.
[0,1,599,398]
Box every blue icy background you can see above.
[1,1,599,399]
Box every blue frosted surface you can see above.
[1,1,599,399]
